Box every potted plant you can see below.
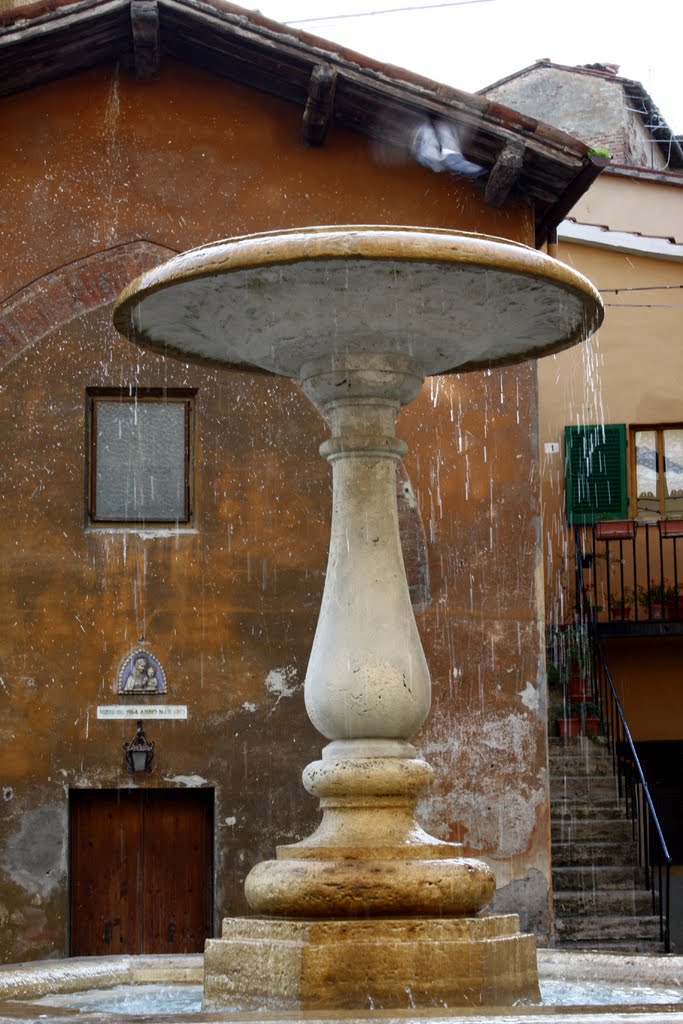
[565,626,592,700]
[638,578,678,620]
[575,700,601,737]
[609,587,633,621]
[666,582,683,621]
[556,709,581,738]
[553,700,601,738]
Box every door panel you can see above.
[143,789,213,953]
[70,791,142,956]
[70,788,213,955]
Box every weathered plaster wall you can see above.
[485,66,667,170]
[0,62,552,960]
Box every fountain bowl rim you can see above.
[112,224,604,378]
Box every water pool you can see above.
[28,977,683,1015]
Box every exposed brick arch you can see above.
[0,241,176,371]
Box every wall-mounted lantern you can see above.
[123,719,155,773]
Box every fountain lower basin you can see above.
[1,952,682,1022]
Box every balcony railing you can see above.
[575,519,683,633]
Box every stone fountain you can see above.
[113,225,603,1011]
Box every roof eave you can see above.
[1,0,601,249]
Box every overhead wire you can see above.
[600,284,683,294]
[285,0,494,24]
[602,284,683,307]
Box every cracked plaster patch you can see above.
[518,680,542,713]
[1,805,66,897]
[419,709,544,857]
[265,666,299,700]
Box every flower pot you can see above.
[581,716,600,737]
[594,520,636,540]
[568,677,592,702]
[557,716,581,737]
[610,605,632,621]
[658,519,683,538]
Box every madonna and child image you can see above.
[117,649,167,694]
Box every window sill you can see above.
[86,526,198,538]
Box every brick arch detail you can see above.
[0,241,176,371]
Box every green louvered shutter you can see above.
[565,424,628,524]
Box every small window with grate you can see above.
[88,389,194,525]
[564,424,628,524]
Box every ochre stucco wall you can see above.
[0,62,552,960]
[571,173,683,243]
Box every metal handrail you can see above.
[574,530,672,952]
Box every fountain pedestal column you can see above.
[204,354,539,1009]
[112,225,603,1013]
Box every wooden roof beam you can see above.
[302,63,337,146]
[131,0,159,80]
[484,141,525,208]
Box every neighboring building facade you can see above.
[0,4,603,961]
[484,59,683,738]
[483,59,682,171]
[483,60,683,944]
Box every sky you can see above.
[232,0,683,134]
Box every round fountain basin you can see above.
[112,225,603,377]
[1,952,682,1023]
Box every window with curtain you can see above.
[633,425,683,520]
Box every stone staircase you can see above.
[549,735,665,951]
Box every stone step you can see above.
[552,839,638,864]
[551,799,626,821]
[554,913,663,943]
[552,865,648,891]
[552,840,638,866]
[548,736,609,750]
[553,889,654,916]
[559,941,666,952]
[550,776,620,800]
[561,937,667,954]
[548,736,611,753]
[551,818,635,843]
[548,751,615,775]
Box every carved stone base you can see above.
[203,914,540,1010]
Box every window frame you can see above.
[630,421,683,521]
[87,387,195,527]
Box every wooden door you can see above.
[70,788,213,955]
